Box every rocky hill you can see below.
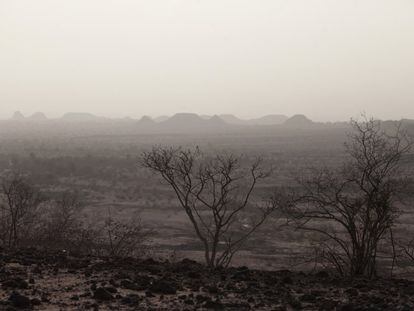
[0,249,413,310]
[28,112,48,121]
[283,114,315,128]
[11,111,25,120]
[61,113,103,122]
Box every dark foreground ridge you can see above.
[0,249,413,310]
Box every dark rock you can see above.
[121,294,141,305]
[318,299,339,310]
[187,271,201,279]
[223,302,251,310]
[345,288,359,297]
[315,271,330,278]
[40,294,50,303]
[206,285,219,294]
[120,279,140,290]
[30,298,41,306]
[3,278,29,289]
[287,293,302,309]
[141,258,160,265]
[340,303,355,311]
[150,280,177,295]
[403,285,414,295]
[282,276,293,285]
[135,275,152,288]
[9,292,32,309]
[93,287,113,301]
[204,300,224,310]
[104,286,117,294]
[196,295,210,303]
[300,293,316,302]
[32,266,42,274]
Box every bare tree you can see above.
[399,239,414,262]
[35,191,85,252]
[142,147,274,268]
[103,215,152,258]
[279,118,412,277]
[0,175,44,248]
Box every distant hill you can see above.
[209,115,227,126]
[61,113,102,121]
[401,118,414,125]
[157,113,227,132]
[283,114,314,128]
[219,114,288,126]
[219,114,246,125]
[162,113,205,126]
[29,112,48,120]
[154,116,169,123]
[138,115,155,123]
[137,116,156,128]
[11,111,25,120]
[248,114,288,125]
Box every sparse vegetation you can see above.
[0,174,44,249]
[142,147,276,268]
[0,118,412,278]
[0,176,152,258]
[279,118,413,277]
[102,215,152,258]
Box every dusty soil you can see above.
[0,249,413,310]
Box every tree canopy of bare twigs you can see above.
[142,147,274,268]
[0,174,44,249]
[278,118,413,277]
[103,215,152,258]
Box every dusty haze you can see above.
[1,0,414,121]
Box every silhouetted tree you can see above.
[142,147,274,268]
[0,175,44,248]
[279,118,412,277]
[103,215,152,258]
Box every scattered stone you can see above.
[345,288,359,297]
[2,278,29,289]
[300,293,316,302]
[315,270,330,278]
[93,287,113,301]
[121,294,141,305]
[30,298,41,306]
[104,286,117,294]
[120,279,140,290]
[203,299,224,310]
[0,249,413,310]
[150,279,177,295]
[9,292,32,309]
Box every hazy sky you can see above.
[1,0,414,121]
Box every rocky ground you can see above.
[0,249,414,310]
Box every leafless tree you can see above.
[34,191,85,252]
[278,118,412,277]
[399,239,414,262]
[0,175,44,249]
[142,147,274,268]
[103,216,152,258]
